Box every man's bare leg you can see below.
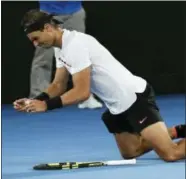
[114,124,185,159]
[140,122,185,161]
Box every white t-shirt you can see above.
[54,29,147,114]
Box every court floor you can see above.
[2,95,185,179]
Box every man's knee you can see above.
[121,153,136,159]
[120,146,143,159]
[115,133,146,159]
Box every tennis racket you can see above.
[33,159,136,170]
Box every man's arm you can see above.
[23,66,91,112]
[45,66,69,98]
[23,42,92,112]
[60,67,91,106]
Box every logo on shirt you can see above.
[58,57,71,68]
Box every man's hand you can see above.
[13,98,29,111]
[23,99,47,113]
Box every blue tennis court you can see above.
[2,95,185,179]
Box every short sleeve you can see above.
[66,42,92,75]
[54,47,64,68]
[55,58,64,68]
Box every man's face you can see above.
[27,25,55,48]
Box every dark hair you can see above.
[21,9,61,34]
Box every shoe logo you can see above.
[139,116,148,124]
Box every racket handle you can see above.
[104,159,136,166]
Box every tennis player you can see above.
[14,9,185,162]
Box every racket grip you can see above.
[105,159,136,165]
